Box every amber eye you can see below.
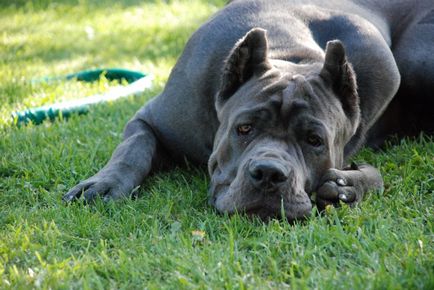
[237,124,253,135]
[306,134,323,147]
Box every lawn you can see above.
[0,0,433,289]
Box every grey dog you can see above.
[64,0,434,220]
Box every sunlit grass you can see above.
[0,0,221,127]
[0,0,433,289]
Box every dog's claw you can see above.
[316,167,365,210]
[338,193,348,201]
[62,193,74,202]
[336,178,347,186]
[64,174,135,204]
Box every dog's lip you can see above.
[215,191,265,214]
[241,201,264,213]
[245,203,311,221]
[210,182,230,200]
[213,176,312,216]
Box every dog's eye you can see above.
[306,134,323,147]
[237,124,253,135]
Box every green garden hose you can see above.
[13,68,153,125]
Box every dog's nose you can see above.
[248,160,288,189]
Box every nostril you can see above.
[271,171,287,183]
[249,160,288,187]
[249,167,264,182]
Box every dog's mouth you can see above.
[243,203,311,222]
[210,155,313,220]
[212,183,313,221]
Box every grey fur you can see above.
[64,0,434,220]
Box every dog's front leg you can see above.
[63,117,162,203]
[315,163,384,210]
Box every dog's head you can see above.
[208,28,360,220]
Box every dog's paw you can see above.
[63,175,133,203]
[315,167,365,210]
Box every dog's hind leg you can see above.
[368,7,434,145]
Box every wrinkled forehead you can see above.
[279,74,334,118]
[226,72,336,122]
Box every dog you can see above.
[64,0,434,220]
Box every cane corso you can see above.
[64,0,434,220]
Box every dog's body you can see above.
[64,0,434,220]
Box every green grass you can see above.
[0,0,433,288]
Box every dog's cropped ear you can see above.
[217,28,272,107]
[320,40,360,124]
